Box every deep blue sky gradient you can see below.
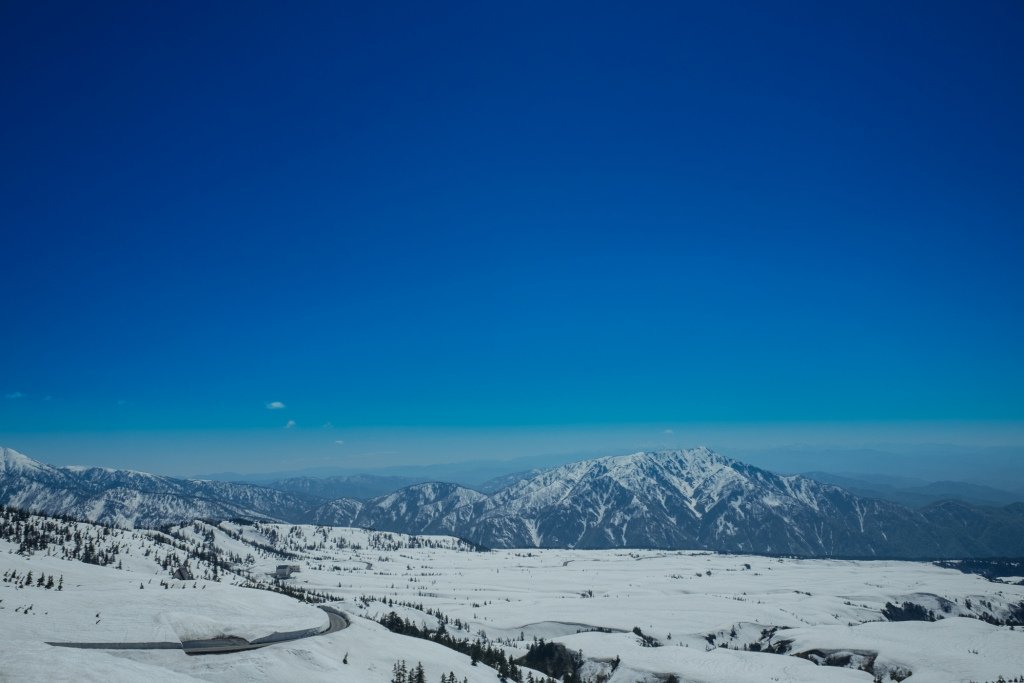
[2,2,1022,472]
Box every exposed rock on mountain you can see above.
[4,446,1024,558]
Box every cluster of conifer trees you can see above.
[1,569,62,590]
[388,660,469,683]
[378,611,576,682]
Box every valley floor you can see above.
[2,517,1023,682]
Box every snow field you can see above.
[2,516,1023,682]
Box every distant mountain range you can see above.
[266,473,429,501]
[0,447,316,528]
[195,451,591,490]
[3,445,1023,558]
[801,471,1024,508]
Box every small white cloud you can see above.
[662,429,674,435]
[322,421,334,429]
[266,401,286,410]
[334,440,345,446]
[5,391,25,399]
[285,420,296,429]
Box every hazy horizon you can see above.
[4,421,1024,491]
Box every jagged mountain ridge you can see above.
[3,446,1024,557]
[320,449,911,554]
[317,448,1024,557]
[0,447,318,527]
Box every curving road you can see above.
[47,605,350,656]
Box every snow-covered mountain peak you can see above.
[595,446,728,469]
[552,447,735,490]
[377,481,485,505]
[0,446,53,474]
[64,464,166,478]
[4,444,1024,557]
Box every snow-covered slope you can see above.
[319,448,1024,557]
[2,505,1023,682]
[0,447,320,527]
[354,482,489,533]
[309,496,364,526]
[0,508,528,682]
[206,522,1024,683]
[5,446,1024,557]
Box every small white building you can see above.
[273,564,301,579]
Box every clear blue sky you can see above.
[2,2,1022,475]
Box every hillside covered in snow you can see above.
[5,446,1024,558]
[2,505,1024,682]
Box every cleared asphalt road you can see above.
[47,605,350,656]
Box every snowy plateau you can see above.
[1,447,1023,682]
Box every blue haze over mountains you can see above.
[5,445,1023,559]
[197,444,1024,505]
